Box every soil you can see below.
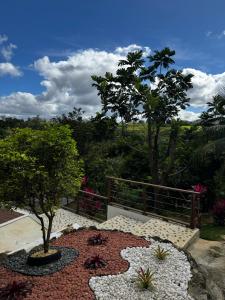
[0,229,150,300]
[30,249,58,258]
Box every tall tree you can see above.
[200,94,225,126]
[196,92,225,197]
[92,48,193,184]
[0,125,83,253]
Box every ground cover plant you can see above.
[135,267,155,290]
[87,233,108,245]
[84,255,107,269]
[0,281,33,300]
[154,245,170,260]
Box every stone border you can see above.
[3,246,79,276]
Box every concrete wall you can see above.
[107,204,151,222]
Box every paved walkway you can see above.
[0,209,98,254]
[0,216,42,253]
[97,215,199,248]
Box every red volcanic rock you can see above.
[0,229,150,300]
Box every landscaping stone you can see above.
[98,215,199,248]
[0,229,149,299]
[37,208,99,231]
[187,238,225,300]
[90,239,193,300]
[3,246,79,276]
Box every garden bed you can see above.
[0,229,193,299]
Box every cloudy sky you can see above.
[1,0,225,121]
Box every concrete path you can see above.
[0,216,42,253]
[0,209,99,254]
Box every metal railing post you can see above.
[142,189,147,214]
[76,195,80,214]
[107,177,112,204]
[190,194,197,229]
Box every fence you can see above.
[65,190,108,222]
[107,176,204,228]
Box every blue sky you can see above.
[1,0,225,119]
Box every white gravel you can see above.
[89,239,193,300]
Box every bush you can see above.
[213,199,225,226]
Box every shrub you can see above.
[154,245,170,260]
[87,233,108,246]
[135,267,155,290]
[84,255,107,269]
[0,281,33,300]
[213,199,225,226]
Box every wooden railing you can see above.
[107,176,204,228]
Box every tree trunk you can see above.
[161,122,180,185]
[39,217,47,252]
[152,125,160,184]
[43,215,54,253]
[147,120,161,210]
[147,117,154,180]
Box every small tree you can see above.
[0,125,83,253]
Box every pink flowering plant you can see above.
[79,176,102,216]
[192,183,207,193]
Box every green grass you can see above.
[200,224,225,241]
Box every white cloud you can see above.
[206,29,225,39]
[0,92,42,116]
[0,45,224,120]
[1,43,17,61]
[0,62,22,77]
[183,68,225,107]
[0,48,125,117]
[218,30,225,39]
[205,31,212,37]
[115,44,151,57]
[178,110,200,121]
[0,34,8,44]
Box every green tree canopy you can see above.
[92,47,193,184]
[0,125,83,252]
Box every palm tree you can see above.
[200,94,225,126]
[149,47,175,74]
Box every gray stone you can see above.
[187,239,225,300]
